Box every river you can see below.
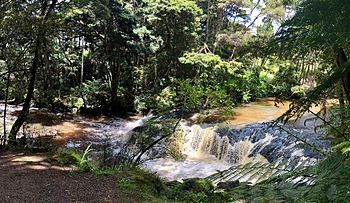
[0,98,332,182]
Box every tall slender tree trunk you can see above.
[2,69,11,145]
[7,0,57,145]
[80,36,84,86]
[8,40,41,144]
[333,47,350,103]
[110,61,122,114]
[337,84,345,124]
[205,0,211,44]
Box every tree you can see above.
[274,0,350,102]
[142,0,202,80]
[4,0,60,144]
[67,0,140,114]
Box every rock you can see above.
[215,127,230,137]
[251,130,266,143]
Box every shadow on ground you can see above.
[0,150,139,203]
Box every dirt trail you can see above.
[0,150,140,203]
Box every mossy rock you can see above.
[181,178,214,193]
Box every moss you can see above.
[114,166,167,202]
[216,180,240,190]
[57,147,78,165]
[181,178,214,193]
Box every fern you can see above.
[78,144,93,171]
[58,144,94,172]
[212,153,350,202]
[334,141,350,155]
[208,157,315,185]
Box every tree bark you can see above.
[2,70,10,145]
[7,0,57,144]
[8,40,41,144]
[338,84,345,124]
[80,36,84,86]
[333,47,350,103]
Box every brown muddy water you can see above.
[0,98,334,181]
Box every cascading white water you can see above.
[181,124,270,165]
[1,99,332,183]
[144,121,329,181]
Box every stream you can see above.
[0,98,332,182]
[144,98,330,181]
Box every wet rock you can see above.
[205,122,330,164]
[215,127,230,137]
[250,129,266,143]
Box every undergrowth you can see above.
[57,144,94,172]
[56,143,350,203]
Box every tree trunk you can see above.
[7,0,57,145]
[8,40,41,144]
[205,0,211,44]
[2,69,11,145]
[333,47,350,103]
[80,36,84,86]
[338,84,345,124]
[110,62,122,114]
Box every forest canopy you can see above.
[0,0,302,116]
[2,0,350,202]
[1,0,349,154]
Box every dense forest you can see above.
[1,0,350,202]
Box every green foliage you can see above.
[278,61,350,123]
[114,165,166,201]
[0,0,305,117]
[321,104,350,155]
[181,178,214,193]
[154,79,234,112]
[147,50,302,112]
[274,0,350,57]
[322,104,350,139]
[115,118,181,165]
[290,84,308,97]
[90,152,350,203]
[270,61,301,98]
[141,0,202,77]
[149,52,236,112]
[205,153,350,202]
[71,79,110,110]
[58,144,94,172]
[334,141,350,155]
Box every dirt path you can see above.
[0,150,140,203]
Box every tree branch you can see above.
[133,118,182,165]
[0,69,30,78]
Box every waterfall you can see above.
[181,123,330,165]
[182,125,256,164]
[1,102,332,182]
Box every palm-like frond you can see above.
[211,154,350,202]
[207,157,316,185]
